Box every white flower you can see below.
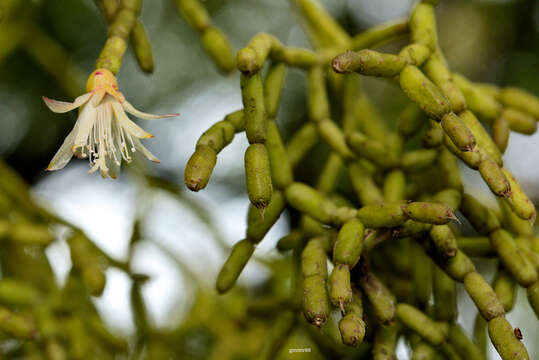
[43,69,178,179]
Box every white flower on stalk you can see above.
[43,68,178,179]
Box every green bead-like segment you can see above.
[285,182,337,225]
[401,149,438,173]
[448,324,486,360]
[473,314,488,357]
[478,158,510,197]
[316,153,344,194]
[216,239,255,293]
[296,236,330,321]
[301,237,328,279]
[502,168,536,221]
[439,250,476,281]
[329,264,352,309]
[333,218,364,267]
[350,19,409,50]
[433,266,457,321]
[423,54,466,113]
[527,282,539,318]
[490,229,538,287]
[487,317,530,360]
[373,324,398,360]
[342,74,361,133]
[303,273,330,327]
[348,162,384,206]
[224,110,246,132]
[332,49,406,77]
[307,66,329,122]
[399,43,431,66]
[347,132,397,169]
[437,148,463,190]
[318,120,354,160]
[101,0,120,22]
[184,111,244,192]
[460,194,501,234]
[276,231,303,253]
[422,125,444,148]
[502,108,537,135]
[263,62,287,118]
[441,112,476,152]
[456,236,495,257]
[463,272,505,320]
[175,0,209,31]
[397,303,446,345]
[241,72,267,144]
[245,144,273,209]
[440,342,461,360]
[459,109,503,166]
[197,120,236,153]
[184,145,217,191]
[393,219,432,238]
[344,288,364,316]
[300,216,330,238]
[411,342,437,360]
[383,170,406,203]
[131,20,154,73]
[175,0,235,72]
[443,133,482,169]
[96,0,141,73]
[274,47,320,69]
[266,121,293,190]
[237,33,281,75]
[410,3,438,51]
[493,270,517,312]
[499,87,539,119]
[411,242,432,307]
[246,190,286,243]
[286,123,319,167]
[498,199,533,237]
[400,65,451,120]
[357,203,407,228]
[429,225,457,258]
[200,27,236,73]
[292,0,351,49]
[339,312,366,348]
[96,36,127,74]
[404,202,455,225]
[453,74,502,121]
[432,188,462,212]
[108,2,139,38]
[397,102,426,139]
[356,95,389,142]
[359,272,396,325]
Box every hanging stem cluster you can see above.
[184,0,539,359]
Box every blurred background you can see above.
[0,0,538,359]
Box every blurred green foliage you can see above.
[0,0,538,359]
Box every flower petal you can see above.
[112,102,153,139]
[107,152,122,179]
[46,129,76,171]
[121,100,179,120]
[72,102,98,148]
[90,89,106,107]
[132,138,160,163]
[42,93,92,113]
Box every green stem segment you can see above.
[96,0,141,73]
